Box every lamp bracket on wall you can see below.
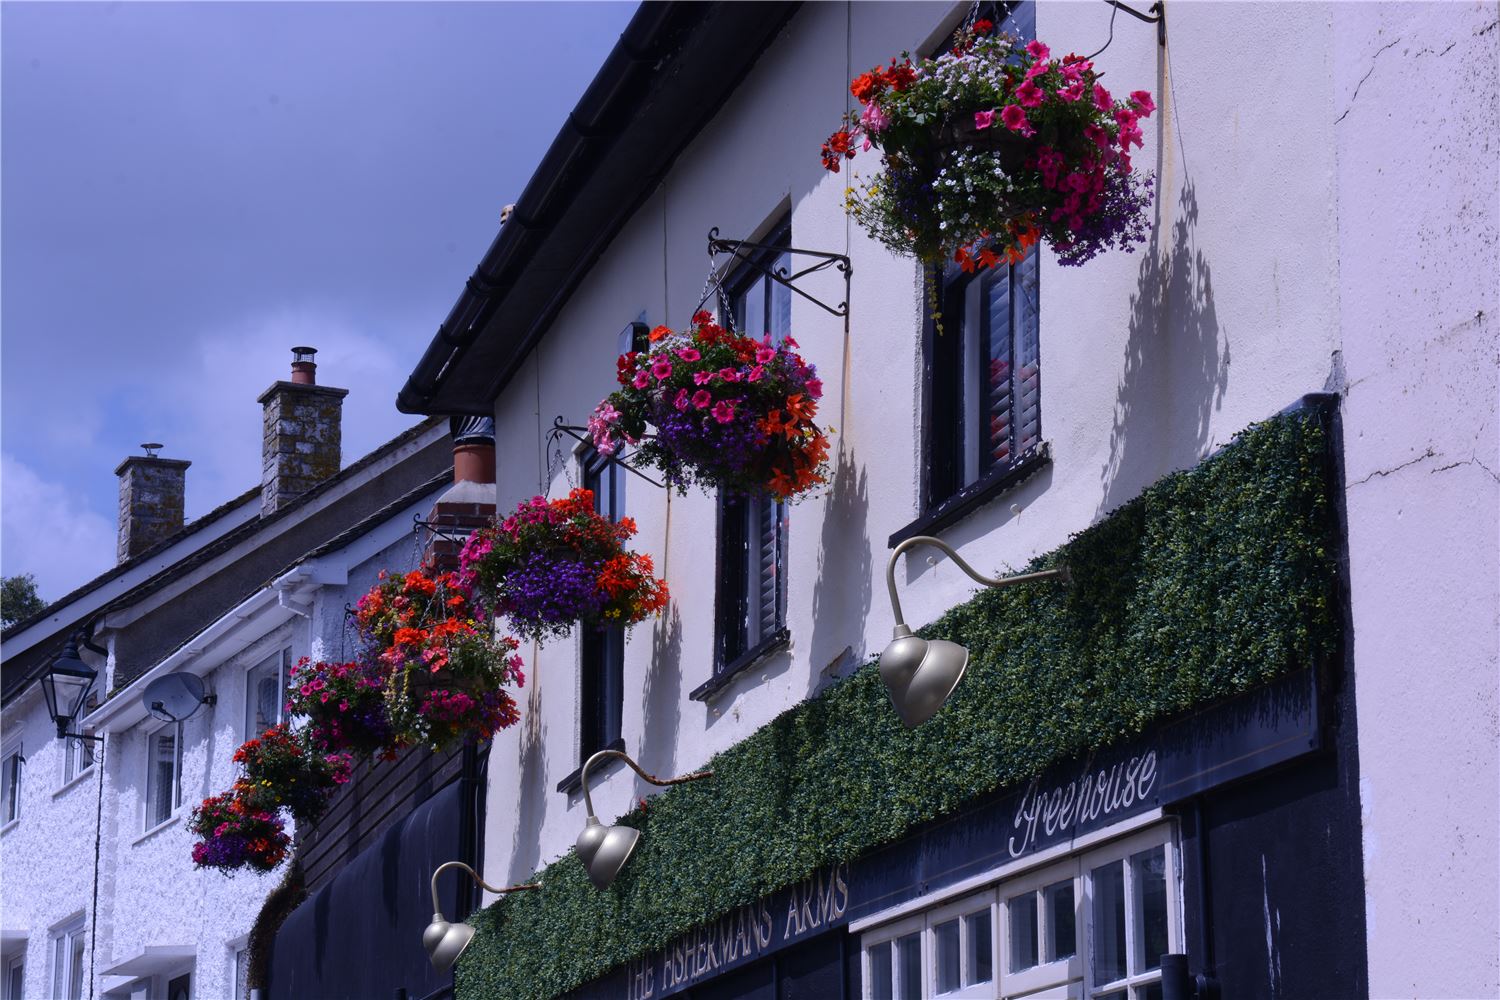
[1089,0,1165,58]
[546,416,665,489]
[697,228,853,321]
[412,513,476,547]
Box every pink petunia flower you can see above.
[755,346,776,364]
[1016,80,1045,108]
[1000,104,1035,137]
[1093,83,1113,113]
[632,371,650,389]
[974,109,995,130]
[674,388,691,411]
[1130,90,1156,116]
[747,365,766,382]
[692,389,712,409]
[1059,82,1086,103]
[693,371,714,385]
[711,400,736,424]
[718,367,742,383]
[860,100,891,134]
[1060,60,1088,83]
[676,346,701,362]
[651,358,673,381]
[805,377,824,399]
[1025,40,1050,61]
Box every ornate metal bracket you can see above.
[697,228,853,321]
[412,513,478,547]
[547,416,664,489]
[1100,0,1165,49]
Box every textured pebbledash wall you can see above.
[456,405,1339,1000]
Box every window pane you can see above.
[1092,861,1128,985]
[148,730,177,826]
[934,918,960,994]
[234,947,250,1000]
[1045,879,1076,961]
[2,754,19,823]
[896,932,921,1000]
[1096,992,1127,1000]
[68,935,84,999]
[1008,891,1038,972]
[1136,982,1163,1000]
[867,942,892,1000]
[7,957,23,1000]
[770,251,792,345]
[246,654,282,737]
[52,936,64,998]
[965,908,993,985]
[1012,248,1041,455]
[743,276,766,340]
[1133,847,1168,972]
[982,266,1014,472]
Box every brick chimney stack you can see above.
[258,347,349,516]
[115,443,189,563]
[424,416,497,572]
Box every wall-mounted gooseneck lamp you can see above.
[881,536,1070,728]
[576,750,713,890]
[422,861,539,974]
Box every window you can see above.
[2,744,22,825]
[924,247,1041,512]
[144,725,182,829]
[709,216,791,683]
[861,826,1180,1000]
[51,920,85,1000]
[166,972,191,1000]
[62,732,94,786]
[232,945,250,1000]
[579,446,626,762]
[3,952,24,1000]
[244,648,292,738]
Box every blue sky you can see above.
[1,1,638,600]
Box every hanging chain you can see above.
[697,245,737,334]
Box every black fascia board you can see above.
[397,1,801,416]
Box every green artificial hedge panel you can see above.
[458,406,1338,1000]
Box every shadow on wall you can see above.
[808,443,872,697]
[638,606,683,781]
[1097,180,1230,516]
[507,648,548,885]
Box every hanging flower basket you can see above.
[823,22,1155,270]
[189,791,290,874]
[458,489,670,644]
[352,567,526,751]
[588,312,831,501]
[232,723,351,823]
[287,657,400,759]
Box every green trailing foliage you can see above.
[458,406,1339,1000]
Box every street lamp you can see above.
[575,750,713,890]
[880,535,1070,727]
[422,861,538,974]
[40,637,104,742]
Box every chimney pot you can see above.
[424,417,497,572]
[290,346,318,385]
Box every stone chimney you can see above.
[424,416,497,573]
[115,443,190,563]
[258,347,349,516]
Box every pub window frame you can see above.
[243,647,293,740]
[859,823,1182,1000]
[1,739,23,827]
[50,916,86,1000]
[143,721,183,831]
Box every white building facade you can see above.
[390,2,1497,999]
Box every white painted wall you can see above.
[1332,3,1500,996]
[478,2,1499,995]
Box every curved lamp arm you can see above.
[887,535,1070,629]
[580,749,713,821]
[429,861,538,916]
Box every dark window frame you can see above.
[698,215,793,700]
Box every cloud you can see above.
[133,304,423,520]
[1,452,115,600]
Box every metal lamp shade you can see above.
[575,815,640,890]
[422,915,476,974]
[878,625,970,728]
[41,639,98,736]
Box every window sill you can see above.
[556,738,627,795]
[53,769,96,799]
[888,444,1051,548]
[689,628,791,702]
[133,812,181,846]
[0,818,18,837]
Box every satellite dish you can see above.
[143,673,210,724]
